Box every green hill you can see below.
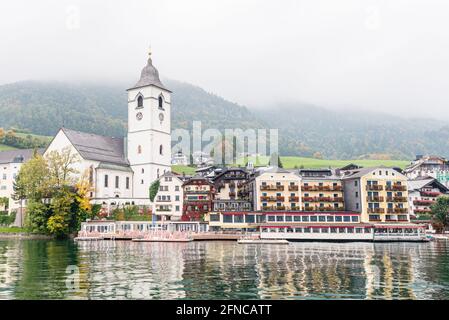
[0,80,447,160]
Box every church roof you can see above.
[61,128,129,167]
[0,148,43,164]
[128,54,171,92]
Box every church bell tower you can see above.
[127,49,171,201]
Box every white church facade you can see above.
[44,52,172,208]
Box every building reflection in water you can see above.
[76,241,187,299]
[1,239,449,299]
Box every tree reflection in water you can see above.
[0,240,448,299]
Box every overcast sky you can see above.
[1,0,448,119]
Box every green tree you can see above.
[14,154,50,201]
[268,152,283,168]
[431,196,449,233]
[149,180,160,202]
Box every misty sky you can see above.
[1,0,448,119]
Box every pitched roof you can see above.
[61,128,129,166]
[407,177,449,193]
[0,148,43,164]
[341,166,405,179]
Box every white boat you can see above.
[259,223,428,242]
[237,239,289,245]
[132,238,193,243]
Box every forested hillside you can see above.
[0,80,447,160]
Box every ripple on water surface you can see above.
[0,239,448,299]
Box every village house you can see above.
[407,177,449,218]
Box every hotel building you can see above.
[247,167,302,211]
[212,168,252,212]
[342,167,410,223]
[298,169,344,212]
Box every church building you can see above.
[44,51,172,208]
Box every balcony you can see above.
[302,185,319,191]
[331,185,343,191]
[260,185,284,191]
[288,185,299,191]
[386,184,407,191]
[289,196,299,202]
[414,209,432,214]
[229,192,236,198]
[367,196,384,202]
[185,190,210,195]
[262,205,286,211]
[302,196,316,202]
[420,191,441,197]
[368,208,385,214]
[387,208,408,214]
[260,196,284,202]
[367,185,383,191]
[386,196,407,203]
[413,199,434,206]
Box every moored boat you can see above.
[237,239,289,245]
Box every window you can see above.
[343,216,351,222]
[104,175,109,188]
[351,216,359,222]
[125,177,130,189]
[137,95,143,108]
[158,95,164,109]
[310,216,318,222]
[138,145,142,154]
[245,215,255,223]
[302,216,309,222]
[285,215,293,222]
[160,145,163,155]
[335,216,342,222]
[175,206,180,211]
[175,186,180,191]
[115,176,119,188]
[276,215,284,222]
[294,216,301,222]
[175,195,180,201]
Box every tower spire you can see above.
[148,45,152,64]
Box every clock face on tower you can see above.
[159,113,164,122]
[136,112,143,121]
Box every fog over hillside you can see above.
[1,1,448,121]
[1,80,448,160]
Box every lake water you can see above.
[0,239,448,300]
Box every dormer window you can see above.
[137,95,143,108]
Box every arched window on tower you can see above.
[157,169,160,179]
[137,95,143,108]
[158,95,164,110]
[159,144,163,155]
[138,145,142,154]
